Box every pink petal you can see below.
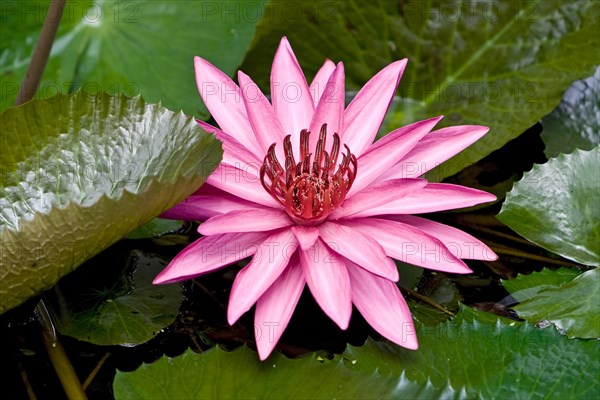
[346,261,418,350]
[254,254,305,360]
[351,183,497,216]
[196,120,262,168]
[228,229,298,324]
[383,125,491,179]
[340,218,472,274]
[238,71,286,154]
[206,163,281,208]
[349,117,443,196]
[198,209,293,235]
[310,59,336,106]
[153,232,269,284]
[330,178,427,220]
[389,215,498,261]
[160,193,260,221]
[318,221,399,281]
[271,37,314,148]
[291,225,319,250]
[309,63,345,152]
[194,57,261,157]
[343,60,408,157]
[299,239,352,329]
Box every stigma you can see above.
[260,124,357,225]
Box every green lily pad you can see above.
[52,248,182,346]
[498,147,600,266]
[242,0,600,178]
[502,267,581,302]
[0,92,222,313]
[509,268,600,339]
[541,67,600,158]
[0,0,265,117]
[113,306,600,399]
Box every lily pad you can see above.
[0,92,222,313]
[541,67,600,158]
[242,0,600,178]
[498,147,600,266]
[52,248,182,346]
[0,0,265,117]
[113,306,600,399]
[502,267,581,303]
[510,268,600,339]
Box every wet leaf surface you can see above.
[498,147,600,266]
[0,92,222,313]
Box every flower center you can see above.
[260,124,357,225]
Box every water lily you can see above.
[154,37,497,360]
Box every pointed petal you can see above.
[228,229,298,324]
[340,218,471,273]
[310,59,336,106]
[346,261,418,350]
[319,221,399,281]
[271,37,314,146]
[291,226,319,250]
[207,163,281,208]
[160,193,261,221]
[351,183,497,216]
[384,125,491,179]
[153,232,269,284]
[343,60,408,156]
[309,63,345,151]
[198,209,293,235]
[238,71,286,154]
[194,57,261,156]
[330,178,426,220]
[196,120,262,168]
[300,239,352,329]
[349,117,443,196]
[255,255,304,360]
[389,215,498,261]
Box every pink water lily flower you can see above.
[154,37,497,360]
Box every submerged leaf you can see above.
[52,249,182,346]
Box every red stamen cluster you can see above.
[260,124,357,225]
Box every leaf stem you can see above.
[457,223,534,246]
[37,303,88,400]
[14,0,66,106]
[82,353,111,391]
[17,361,37,400]
[403,288,455,317]
[488,245,582,268]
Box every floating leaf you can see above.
[510,268,600,339]
[498,147,600,266]
[541,67,600,158]
[113,307,600,399]
[242,0,600,178]
[502,267,581,302]
[0,92,222,313]
[52,248,182,346]
[0,0,265,117]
